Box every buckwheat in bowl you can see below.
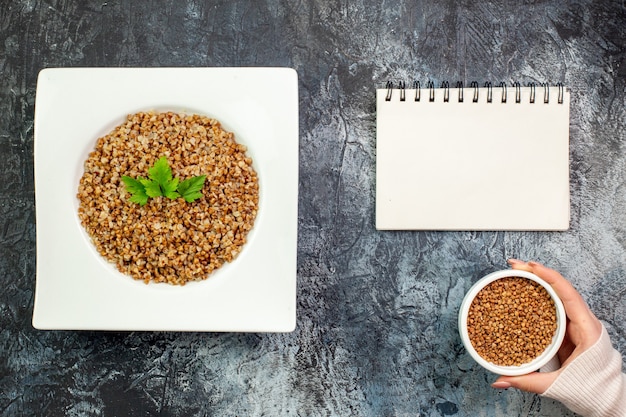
[78,111,259,285]
[458,269,566,376]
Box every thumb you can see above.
[491,371,557,394]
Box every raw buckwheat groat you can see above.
[467,276,558,366]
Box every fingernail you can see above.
[507,259,523,265]
[491,381,512,389]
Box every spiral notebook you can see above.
[376,82,571,231]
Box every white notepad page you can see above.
[376,85,570,231]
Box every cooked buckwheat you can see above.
[77,111,259,285]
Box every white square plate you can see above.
[33,67,298,331]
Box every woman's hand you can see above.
[491,259,603,394]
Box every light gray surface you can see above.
[1,1,624,415]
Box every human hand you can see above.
[491,259,603,394]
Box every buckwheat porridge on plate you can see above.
[77,111,259,285]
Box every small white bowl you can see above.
[458,269,566,376]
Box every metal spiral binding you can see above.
[427,81,435,102]
[384,81,565,104]
[542,82,549,103]
[471,81,479,102]
[484,82,493,103]
[385,81,393,101]
[442,81,450,102]
[499,82,507,103]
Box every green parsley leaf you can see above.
[121,176,149,206]
[122,176,146,195]
[162,177,181,200]
[129,193,150,206]
[147,156,181,200]
[122,157,206,205]
[177,175,206,202]
[148,156,173,185]
[140,178,163,198]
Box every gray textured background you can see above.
[1,0,625,416]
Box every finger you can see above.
[507,258,533,272]
[526,262,603,348]
[526,261,595,325]
[527,261,583,303]
[492,371,557,394]
[527,263,604,363]
[508,259,594,325]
